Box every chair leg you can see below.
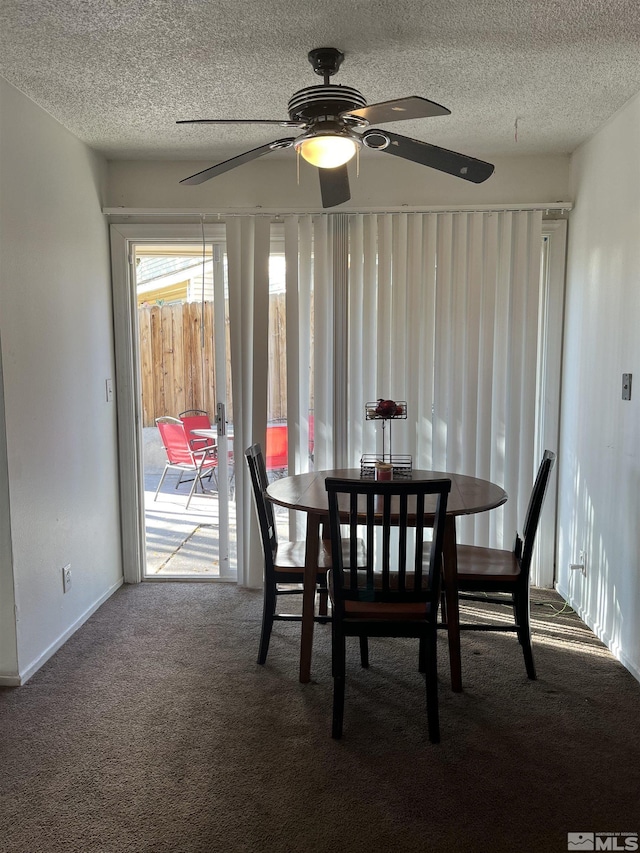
[185,473,200,509]
[332,631,346,739]
[257,583,277,665]
[153,466,170,501]
[318,575,329,617]
[424,627,440,744]
[359,636,369,668]
[418,636,426,673]
[514,589,537,680]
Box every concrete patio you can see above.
[142,427,290,579]
[142,427,237,579]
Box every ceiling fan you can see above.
[178,47,494,208]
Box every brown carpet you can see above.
[1,583,639,853]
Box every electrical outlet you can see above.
[62,564,72,593]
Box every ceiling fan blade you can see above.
[180,138,296,185]
[344,96,450,125]
[177,119,305,127]
[363,129,494,183]
[318,164,351,208]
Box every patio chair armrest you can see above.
[189,437,214,450]
[193,446,218,461]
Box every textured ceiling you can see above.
[2,0,640,163]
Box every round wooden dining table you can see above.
[266,468,507,690]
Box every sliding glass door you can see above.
[132,236,235,580]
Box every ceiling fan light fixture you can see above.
[295,130,359,168]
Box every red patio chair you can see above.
[265,424,288,478]
[154,416,218,508]
[179,409,215,452]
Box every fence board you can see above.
[138,308,153,427]
[138,298,292,426]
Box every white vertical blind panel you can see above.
[298,215,313,474]
[347,215,365,465]
[226,218,251,588]
[463,212,483,477]
[507,214,526,529]
[458,213,482,544]
[227,217,269,588]
[312,216,334,469]
[418,214,438,471]
[491,213,516,547]
[285,214,314,539]
[449,214,470,475]
[405,215,425,466]
[433,214,453,471]
[376,215,393,409]
[509,220,526,541]
[391,214,408,423]
[253,219,270,443]
[520,210,543,510]
[361,215,379,460]
[475,212,499,545]
[332,215,349,467]
[284,217,301,473]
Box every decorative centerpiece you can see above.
[361,399,412,478]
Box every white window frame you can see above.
[109,223,226,583]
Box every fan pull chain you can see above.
[296,149,300,185]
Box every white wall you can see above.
[0,337,18,676]
[557,91,640,681]
[106,152,570,210]
[0,78,123,684]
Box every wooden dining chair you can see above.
[453,450,556,679]
[325,476,451,743]
[245,443,333,666]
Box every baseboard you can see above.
[556,582,640,684]
[14,577,124,686]
[0,674,21,687]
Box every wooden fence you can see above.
[138,298,290,427]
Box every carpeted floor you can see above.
[1,583,639,853]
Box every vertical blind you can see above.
[226,216,271,588]
[346,210,543,549]
[285,210,543,551]
[230,209,544,586]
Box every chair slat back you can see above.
[326,478,451,612]
[179,410,215,450]
[245,444,278,565]
[520,449,556,571]
[179,409,208,419]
